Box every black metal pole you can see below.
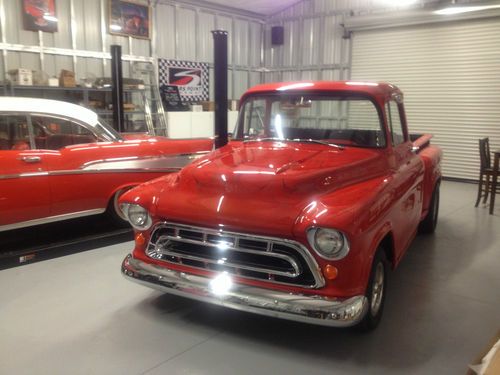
[212,30,228,149]
[110,45,124,132]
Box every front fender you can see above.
[292,174,394,297]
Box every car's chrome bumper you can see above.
[121,254,368,327]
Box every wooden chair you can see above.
[475,137,493,206]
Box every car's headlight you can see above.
[307,227,349,260]
[119,203,152,230]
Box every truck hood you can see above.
[153,141,387,236]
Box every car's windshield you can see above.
[234,95,385,148]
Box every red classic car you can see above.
[0,97,212,231]
[120,81,442,330]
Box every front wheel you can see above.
[357,249,387,332]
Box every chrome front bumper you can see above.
[121,254,368,327]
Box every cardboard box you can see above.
[8,69,32,86]
[48,77,59,87]
[228,99,239,111]
[200,101,215,111]
[59,69,76,87]
[467,330,500,375]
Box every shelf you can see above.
[1,85,145,92]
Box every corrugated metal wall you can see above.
[351,18,500,180]
[0,0,264,100]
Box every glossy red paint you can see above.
[0,129,213,230]
[120,81,442,319]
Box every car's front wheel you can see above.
[357,249,387,332]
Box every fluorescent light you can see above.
[43,13,58,22]
[434,4,500,15]
[110,24,122,31]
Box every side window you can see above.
[31,116,97,150]
[386,101,405,146]
[0,114,31,150]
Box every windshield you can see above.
[94,118,123,142]
[234,95,386,148]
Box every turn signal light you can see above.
[323,264,338,280]
[135,232,146,247]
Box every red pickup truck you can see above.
[120,81,442,330]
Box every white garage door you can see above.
[351,18,500,180]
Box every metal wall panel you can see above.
[249,22,261,67]
[351,18,500,180]
[155,3,176,59]
[177,7,197,60]
[197,11,215,63]
[234,20,248,66]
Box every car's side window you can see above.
[31,115,97,150]
[386,101,406,146]
[0,114,31,150]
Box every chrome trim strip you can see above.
[0,152,210,180]
[147,221,325,289]
[0,208,106,232]
[0,171,49,180]
[122,254,368,328]
[153,233,302,276]
[151,247,298,278]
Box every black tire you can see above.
[418,182,440,234]
[357,249,387,332]
[106,187,132,227]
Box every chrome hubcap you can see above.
[370,262,384,316]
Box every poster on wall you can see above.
[22,0,58,33]
[158,59,209,102]
[109,0,151,39]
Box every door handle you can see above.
[19,156,41,163]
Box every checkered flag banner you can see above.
[158,59,209,102]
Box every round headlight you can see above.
[307,228,349,260]
[121,203,152,230]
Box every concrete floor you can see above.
[0,181,499,375]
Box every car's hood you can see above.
[153,141,387,236]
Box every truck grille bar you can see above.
[145,222,325,288]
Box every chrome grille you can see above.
[146,222,324,288]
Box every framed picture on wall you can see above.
[22,0,58,33]
[109,0,151,39]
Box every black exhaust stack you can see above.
[212,30,228,149]
[110,45,124,132]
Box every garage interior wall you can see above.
[263,0,445,84]
[0,0,264,100]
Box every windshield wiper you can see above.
[243,137,344,149]
[243,137,282,143]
